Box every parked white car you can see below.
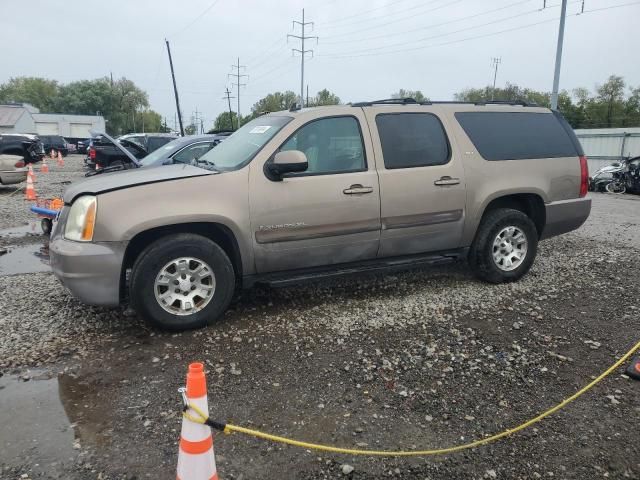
[0,154,28,185]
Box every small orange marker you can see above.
[25,174,37,200]
[177,363,219,480]
[626,355,640,381]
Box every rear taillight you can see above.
[89,147,96,160]
[14,160,25,168]
[579,155,589,197]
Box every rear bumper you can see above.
[0,169,28,185]
[49,237,127,306]
[541,197,591,240]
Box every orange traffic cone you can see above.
[41,157,49,173]
[50,149,55,159]
[57,151,64,167]
[28,164,36,180]
[627,355,640,381]
[177,363,219,480]
[25,174,37,200]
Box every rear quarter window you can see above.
[455,111,579,161]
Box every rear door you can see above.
[249,108,381,273]
[364,106,466,257]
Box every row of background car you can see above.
[84,131,233,172]
[0,130,234,183]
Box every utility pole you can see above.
[306,84,309,107]
[550,0,568,110]
[228,58,247,128]
[490,57,501,100]
[222,88,236,130]
[288,9,317,107]
[165,39,185,136]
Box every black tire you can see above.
[41,218,52,235]
[130,233,235,330]
[469,208,538,284]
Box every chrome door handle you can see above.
[434,176,460,186]
[343,184,374,195]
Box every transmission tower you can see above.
[228,58,247,127]
[288,9,317,107]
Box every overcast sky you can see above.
[2,0,639,129]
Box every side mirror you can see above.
[265,150,308,181]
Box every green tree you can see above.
[309,89,341,106]
[137,110,164,132]
[0,77,59,111]
[391,89,428,102]
[596,75,626,128]
[249,91,298,119]
[213,111,239,131]
[185,123,197,135]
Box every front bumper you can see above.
[540,197,592,240]
[0,168,28,185]
[49,236,127,306]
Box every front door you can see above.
[364,106,466,257]
[249,110,381,273]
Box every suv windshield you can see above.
[196,116,292,171]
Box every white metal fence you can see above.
[575,128,640,172]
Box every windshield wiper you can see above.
[85,164,127,177]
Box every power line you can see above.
[228,58,248,125]
[321,0,532,44]
[316,1,640,60]
[318,0,586,58]
[288,9,317,106]
[171,0,223,37]
[317,0,428,26]
[319,0,449,29]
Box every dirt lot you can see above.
[1,156,639,480]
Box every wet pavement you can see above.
[0,373,76,476]
[0,243,50,275]
[0,222,51,275]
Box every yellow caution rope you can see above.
[183,340,640,457]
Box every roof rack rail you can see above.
[351,99,538,107]
[351,98,418,107]
[474,100,537,107]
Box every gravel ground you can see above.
[1,163,639,479]
[0,154,85,233]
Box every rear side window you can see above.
[455,112,579,161]
[148,137,172,152]
[375,113,449,169]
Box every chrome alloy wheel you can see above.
[154,257,216,315]
[492,226,528,271]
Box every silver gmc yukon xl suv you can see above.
[50,99,591,330]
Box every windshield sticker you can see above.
[249,126,271,134]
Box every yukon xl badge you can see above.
[259,222,307,231]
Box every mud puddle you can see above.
[0,242,50,275]
[0,373,76,474]
[0,223,41,239]
[0,371,112,475]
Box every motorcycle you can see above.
[589,158,629,194]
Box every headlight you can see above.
[64,196,97,242]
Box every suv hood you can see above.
[63,163,214,203]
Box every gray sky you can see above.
[2,0,639,129]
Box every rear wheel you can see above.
[130,233,235,330]
[469,208,538,283]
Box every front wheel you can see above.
[469,208,538,284]
[605,181,626,194]
[130,233,235,330]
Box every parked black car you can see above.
[39,135,69,156]
[0,133,45,164]
[87,132,177,170]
